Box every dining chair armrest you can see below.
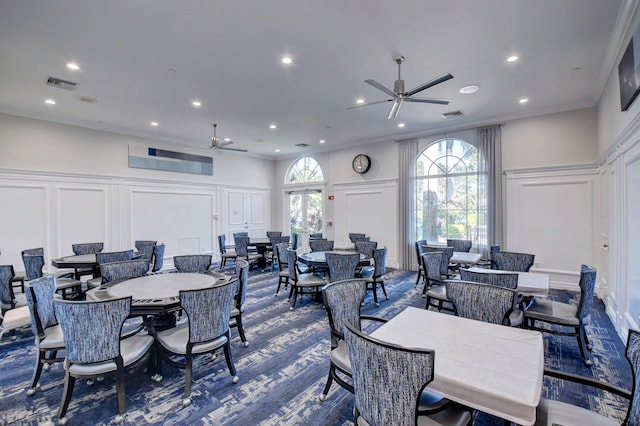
[543,368,631,400]
[360,315,388,324]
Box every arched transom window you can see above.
[286,157,324,184]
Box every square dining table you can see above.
[465,266,549,297]
[371,307,544,425]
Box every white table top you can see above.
[371,307,544,425]
[106,272,227,300]
[466,267,549,297]
[450,252,483,265]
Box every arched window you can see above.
[415,139,487,247]
[286,157,324,184]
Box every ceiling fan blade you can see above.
[404,73,454,97]
[220,146,248,153]
[365,79,396,97]
[347,99,393,109]
[388,99,403,120]
[406,97,451,105]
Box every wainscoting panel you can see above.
[624,143,640,330]
[333,180,398,268]
[56,185,109,256]
[505,167,597,290]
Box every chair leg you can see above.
[183,354,193,404]
[379,279,388,300]
[115,367,126,414]
[371,283,379,307]
[290,287,299,309]
[27,350,45,395]
[415,270,423,287]
[577,325,592,366]
[57,371,76,421]
[235,313,248,347]
[319,363,335,402]
[222,339,239,383]
[219,257,226,271]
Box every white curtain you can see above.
[478,125,503,257]
[398,138,419,270]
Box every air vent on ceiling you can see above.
[45,76,78,90]
[442,110,464,119]
[295,143,310,147]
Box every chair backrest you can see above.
[233,236,251,257]
[54,297,131,363]
[489,244,501,268]
[22,247,44,256]
[624,329,640,424]
[354,240,377,256]
[134,240,157,260]
[445,280,518,325]
[459,269,519,289]
[25,275,58,337]
[173,255,212,273]
[234,259,249,309]
[348,233,366,243]
[276,242,289,269]
[269,235,288,251]
[22,254,45,280]
[232,232,249,244]
[421,252,444,285]
[492,251,535,272]
[309,233,323,239]
[290,233,300,249]
[218,234,228,254]
[180,278,238,344]
[309,239,334,252]
[100,259,150,283]
[266,231,282,238]
[371,247,387,278]
[71,242,104,255]
[447,239,472,253]
[322,279,367,344]
[152,243,165,272]
[415,240,426,269]
[576,264,597,323]
[286,249,300,282]
[0,265,17,308]
[95,250,134,265]
[344,322,435,426]
[326,252,360,282]
[423,246,453,275]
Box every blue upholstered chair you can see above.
[524,265,597,366]
[134,240,156,261]
[363,248,389,307]
[53,296,154,424]
[445,280,521,326]
[173,254,212,273]
[460,268,519,289]
[535,328,640,425]
[286,249,328,310]
[265,235,290,272]
[290,232,300,250]
[309,239,334,252]
[446,239,472,252]
[24,275,66,396]
[343,322,472,426]
[233,236,263,269]
[309,232,324,240]
[414,240,427,288]
[230,259,249,347]
[274,242,290,296]
[151,243,165,272]
[22,249,82,300]
[354,240,377,257]
[71,242,104,279]
[423,245,454,277]
[1,265,26,313]
[326,252,360,282]
[422,251,455,313]
[218,234,237,270]
[492,251,535,272]
[348,233,366,243]
[99,259,150,284]
[154,279,239,405]
[95,250,134,265]
[266,231,282,238]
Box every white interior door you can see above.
[227,189,268,243]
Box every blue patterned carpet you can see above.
[0,267,631,425]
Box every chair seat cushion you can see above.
[246,253,263,261]
[1,305,31,330]
[295,273,328,287]
[534,398,617,426]
[86,277,102,288]
[55,277,83,290]
[330,340,351,373]
[509,309,524,327]
[357,400,471,426]
[279,271,289,278]
[40,324,65,349]
[426,284,449,301]
[156,323,228,355]
[222,252,237,259]
[68,334,154,376]
[360,266,374,278]
[525,298,581,326]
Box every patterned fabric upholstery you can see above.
[421,252,444,284]
[354,240,377,256]
[71,243,104,255]
[326,253,360,282]
[232,232,249,241]
[173,255,212,273]
[22,247,44,256]
[309,233,323,239]
[348,233,366,243]
[370,248,387,279]
[152,244,165,272]
[445,280,518,325]
[309,240,334,252]
[134,240,157,260]
[181,280,238,344]
[233,236,251,257]
[100,260,150,283]
[460,269,519,289]
[290,233,300,250]
[344,323,435,426]
[22,254,46,281]
[95,250,134,265]
[322,279,367,340]
[0,265,19,309]
[577,264,597,324]
[54,297,130,363]
[266,231,282,238]
[25,275,58,336]
[230,260,249,345]
[626,329,640,424]
[492,251,535,272]
[447,239,472,252]
[414,240,427,286]
[276,242,290,269]
[423,246,453,275]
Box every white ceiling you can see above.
[0,0,627,158]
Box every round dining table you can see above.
[297,250,371,269]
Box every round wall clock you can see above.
[352,154,371,174]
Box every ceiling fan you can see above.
[348,56,454,119]
[210,123,248,152]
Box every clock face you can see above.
[352,154,371,174]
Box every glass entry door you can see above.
[288,189,323,252]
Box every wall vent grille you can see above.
[442,110,464,119]
[45,76,78,90]
[295,143,310,147]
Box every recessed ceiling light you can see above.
[398,122,405,128]
[192,100,202,107]
[519,98,529,104]
[507,55,519,63]
[66,62,80,71]
[269,124,277,129]
[150,121,159,126]
[281,56,292,65]
[224,138,231,142]
[459,85,480,94]
[44,98,56,105]
[319,139,326,144]
[275,149,281,152]
[356,98,365,104]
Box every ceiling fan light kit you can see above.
[349,55,453,119]
[210,123,248,152]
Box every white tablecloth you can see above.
[371,307,544,425]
